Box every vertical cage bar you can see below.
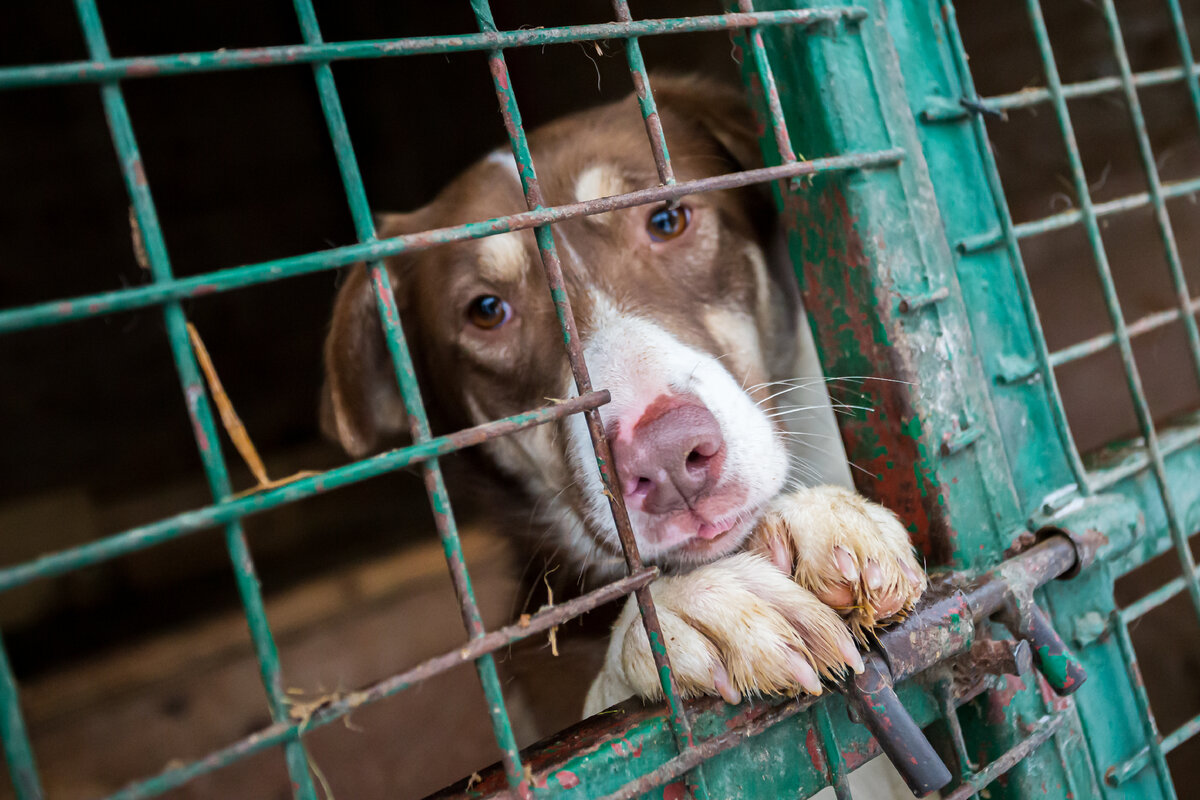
[289,1,530,793]
[466,2,707,793]
[938,0,1091,493]
[0,635,42,800]
[1027,0,1200,622]
[735,0,797,165]
[1165,0,1200,147]
[610,1,676,188]
[812,703,853,800]
[70,3,319,797]
[1098,0,1200,380]
[1114,617,1177,795]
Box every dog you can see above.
[320,75,926,724]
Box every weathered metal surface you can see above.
[876,586,974,682]
[0,149,903,336]
[0,9,867,90]
[71,0,321,795]
[844,654,952,795]
[0,635,42,800]
[941,712,1071,800]
[0,391,609,593]
[469,4,698,787]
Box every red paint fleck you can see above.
[192,284,217,296]
[554,770,580,789]
[56,301,73,315]
[663,781,689,800]
[804,727,822,767]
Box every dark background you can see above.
[2,0,1200,797]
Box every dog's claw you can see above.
[786,651,823,695]
[748,485,928,642]
[713,663,742,705]
[834,545,858,582]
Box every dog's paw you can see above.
[749,485,927,642]
[587,553,862,714]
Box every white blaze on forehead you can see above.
[575,165,627,225]
[486,150,521,185]
[477,232,528,283]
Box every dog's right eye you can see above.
[467,294,513,330]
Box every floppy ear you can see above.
[649,74,764,173]
[320,212,421,457]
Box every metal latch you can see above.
[839,527,1104,796]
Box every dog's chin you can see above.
[640,508,764,569]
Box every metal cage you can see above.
[1,1,1199,798]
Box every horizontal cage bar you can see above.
[100,567,656,800]
[0,9,865,91]
[0,149,904,335]
[0,391,608,593]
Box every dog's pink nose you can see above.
[614,399,725,515]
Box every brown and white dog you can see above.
[321,76,926,720]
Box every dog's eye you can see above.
[467,294,512,329]
[646,204,691,242]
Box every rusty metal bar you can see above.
[0,9,867,91]
[937,0,1091,492]
[291,2,533,790]
[1112,618,1177,796]
[611,1,676,189]
[0,391,609,593]
[1026,0,1200,636]
[736,0,798,165]
[811,704,853,800]
[941,712,1071,800]
[1120,563,1200,623]
[101,567,657,800]
[467,2,705,787]
[957,176,1200,255]
[0,148,903,336]
[923,64,1200,124]
[845,655,953,795]
[1108,711,1200,787]
[594,695,819,800]
[1047,300,1200,370]
[1097,0,1200,382]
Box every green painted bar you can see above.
[292,1,532,787]
[0,9,865,91]
[1048,303,1199,370]
[1027,0,1200,628]
[1110,712,1200,788]
[737,0,798,164]
[611,1,676,186]
[958,176,1200,254]
[0,635,42,800]
[812,703,852,800]
[1097,0,1200,379]
[923,64,1200,123]
[72,1,320,795]
[0,149,900,337]
[938,0,1091,493]
[0,391,603,589]
[1114,619,1177,796]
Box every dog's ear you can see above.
[320,212,420,457]
[650,75,764,173]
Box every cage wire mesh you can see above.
[3,0,1200,799]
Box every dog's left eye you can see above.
[646,204,691,242]
[467,294,513,330]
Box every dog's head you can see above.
[323,76,804,573]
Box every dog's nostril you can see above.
[686,450,706,465]
[630,477,653,497]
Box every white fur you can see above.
[477,232,526,283]
[562,292,788,565]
